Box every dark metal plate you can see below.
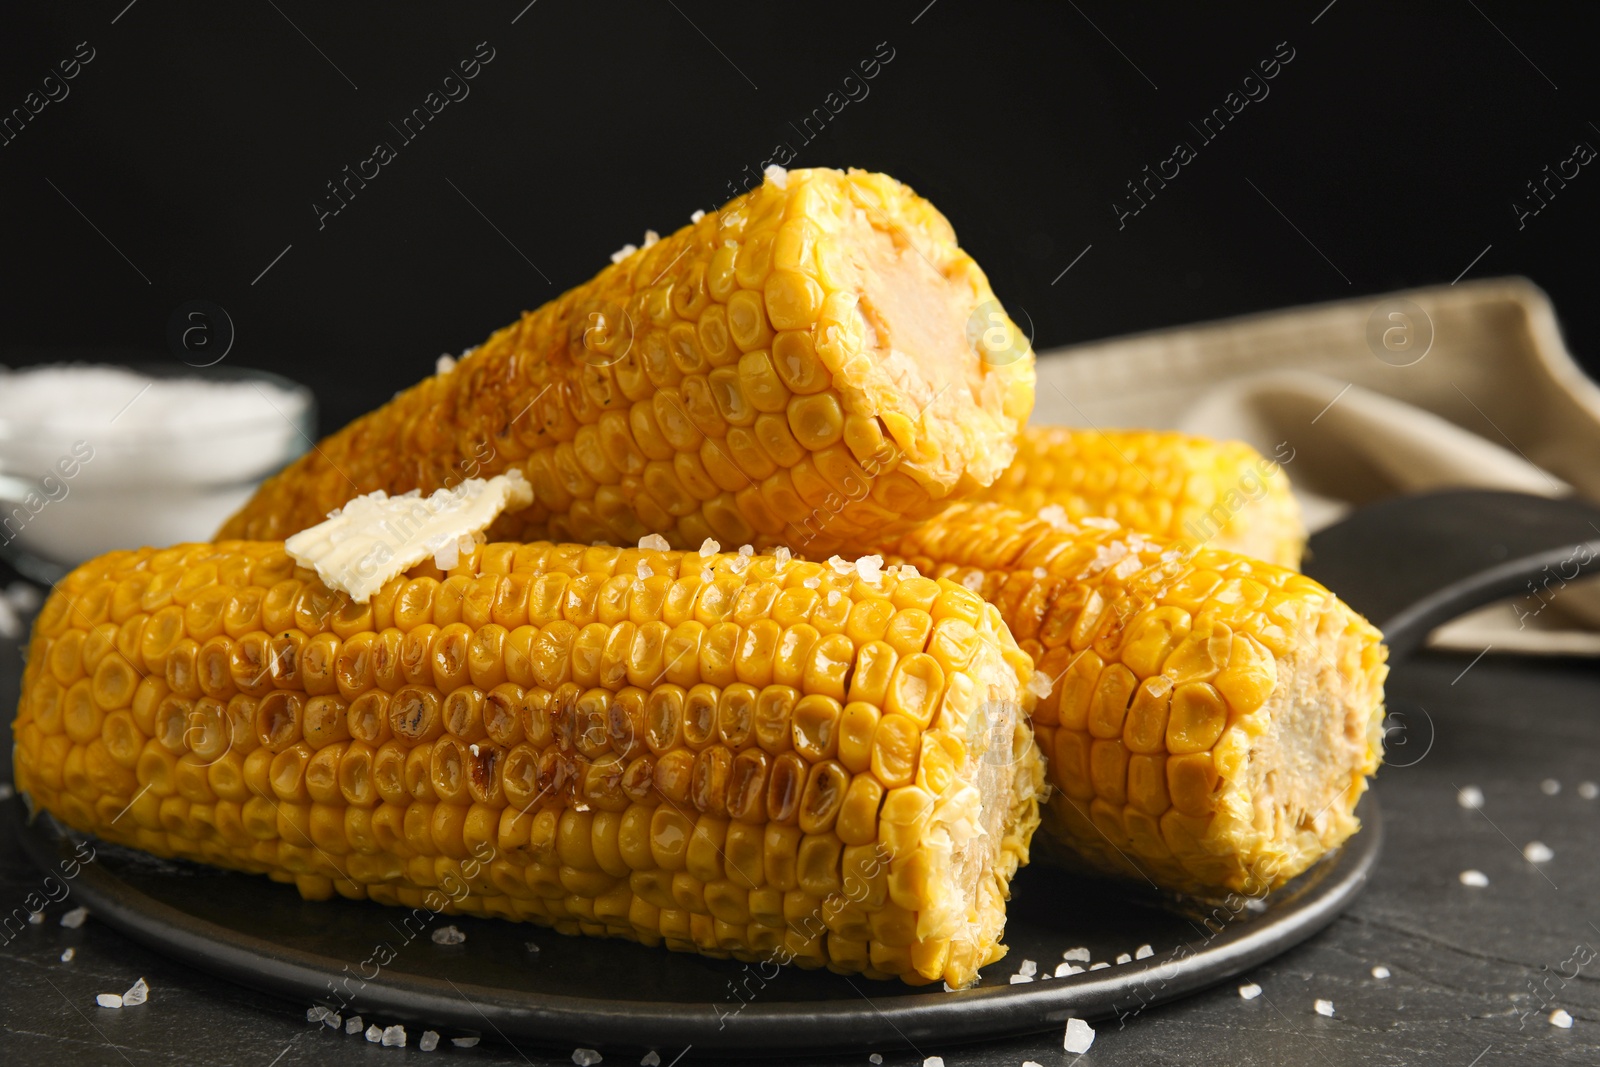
[12,796,1380,1057]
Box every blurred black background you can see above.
[1,0,1596,434]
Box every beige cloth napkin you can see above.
[1030,278,1600,654]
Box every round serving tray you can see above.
[12,795,1380,1057]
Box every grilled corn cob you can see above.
[980,428,1305,569]
[219,168,1035,555]
[879,502,1386,897]
[13,538,1043,986]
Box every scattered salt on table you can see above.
[868,1056,882,1066]
[1089,962,1110,970]
[323,1011,341,1029]
[60,906,88,929]
[307,1006,328,1023]
[28,911,43,925]
[1063,1017,1096,1053]
[922,1058,945,1067]
[1009,974,1033,984]
[1018,959,1037,977]
[121,978,148,1007]
[1459,869,1489,887]
[382,1024,407,1047]
[60,947,75,962]
[419,1031,440,1052]
[642,1053,662,1066]
[1457,785,1484,809]
[1315,999,1335,1017]
[1239,982,1262,1000]
[1541,778,1561,796]
[1551,1008,1574,1028]
[452,1037,481,1048]
[1135,944,1154,959]
[572,1049,602,1066]
[96,993,123,1008]
[432,924,467,945]
[1055,962,1083,977]
[1580,782,1599,800]
[366,1025,384,1043]
[1116,952,1132,965]
[346,1015,364,1034]
[1372,965,1391,979]
[1524,841,1555,863]
[526,942,541,953]
[1063,947,1090,962]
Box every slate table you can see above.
[3,630,1597,1067]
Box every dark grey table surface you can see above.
[2,628,1597,1066]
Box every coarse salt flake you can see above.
[642,1053,662,1067]
[28,911,43,925]
[1032,567,1047,579]
[690,209,705,223]
[1580,781,1599,799]
[122,978,148,1007]
[1019,959,1037,977]
[432,924,466,945]
[60,907,88,929]
[1457,785,1484,809]
[1460,869,1489,887]
[1037,504,1070,530]
[1371,966,1391,979]
[855,555,884,582]
[610,243,638,264]
[60,947,75,962]
[526,942,541,953]
[637,560,651,580]
[642,229,660,248]
[699,538,721,556]
[1136,944,1154,959]
[383,1024,407,1047]
[435,353,457,376]
[452,1037,480,1047]
[1542,778,1561,795]
[828,555,855,575]
[1116,953,1132,965]
[962,571,984,592]
[346,1015,364,1034]
[1551,1009,1574,1028]
[323,1011,342,1029]
[1315,999,1335,1017]
[1027,671,1054,698]
[572,1049,602,1066]
[1080,516,1119,530]
[1063,947,1090,962]
[366,1025,383,1043]
[1089,962,1110,970]
[773,545,791,569]
[638,533,671,551]
[764,164,789,187]
[1063,1017,1096,1053]
[869,1056,882,1066]
[96,993,122,1008]
[1009,974,1034,984]
[803,576,821,589]
[1238,982,1262,1000]
[1055,962,1083,977]
[1524,841,1555,863]
[419,1031,440,1052]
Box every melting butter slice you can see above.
[285,471,533,602]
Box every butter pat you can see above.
[286,471,533,602]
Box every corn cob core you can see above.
[979,428,1306,570]
[218,168,1035,556]
[878,502,1386,897]
[13,538,1044,987]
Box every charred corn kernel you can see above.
[878,501,1387,897]
[978,428,1306,569]
[221,169,1034,556]
[15,536,1043,988]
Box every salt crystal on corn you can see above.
[699,538,720,556]
[1081,516,1119,530]
[122,978,148,1007]
[1063,1017,1095,1053]
[60,907,88,929]
[435,354,457,376]
[420,1031,440,1051]
[1457,785,1484,809]
[1551,1009,1574,1028]
[764,164,789,187]
[1315,999,1335,1017]
[803,576,821,589]
[1524,841,1554,863]
[1027,672,1054,698]
[961,572,983,591]
[610,244,638,264]
[1238,983,1262,1000]
[855,555,884,582]
[828,555,855,575]
[690,210,705,223]
[1460,869,1489,887]
[773,545,791,570]
[432,925,466,945]
[1037,504,1070,529]
[636,560,651,580]
[738,543,754,557]
[572,1049,602,1066]
[1032,567,1047,579]
[642,229,660,248]
[638,534,670,552]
